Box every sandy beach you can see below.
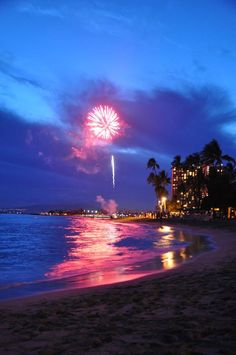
[0,222,235,354]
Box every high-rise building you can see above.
[171,164,209,209]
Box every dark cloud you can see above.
[61,79,235,157]
[0,108,119,209]
[0,108,106,177]
[0,58,43,89]
[1,80,235,209]
[7,73,42,88]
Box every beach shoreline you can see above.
[0,221,216,305]
[0,220,214,304]
[0,222,235,354]
[0,222,234,306]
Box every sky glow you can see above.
[0,0,236,210]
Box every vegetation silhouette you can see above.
[170,139,236,213]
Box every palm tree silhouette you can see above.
[201,139,235,167]
[147,158,160,173]
[147,159,170,214]
[171,155,182,168]
[184,153,201,168]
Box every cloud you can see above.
[1,78,236,209]
[217,48,236,59]
[0,108,113,208]
[7,73,42,88]
[0,105,111,179]
[0,58,42,89]
[6,77,236,164]
[71,147,88,160]
[123,85,236,157]
[0,57,58,125]
[77,165,100,175]
[15,1,143,37]
[59,78,236,161]
[18,3,64,18]
[16,1,131,36]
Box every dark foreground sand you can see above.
[0,223,236,355]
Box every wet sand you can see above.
[0,223,236,354]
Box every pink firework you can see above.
[87,105,120,140]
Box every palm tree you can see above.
[225,162,236,180]
[147,159,170,212]
[184,153,201,168]
[221,154,236,167]
[147,158,160,188]
[201,139,222,166]
[201,139,235,167]
[171,140,236,213]
[147,158,160,173]
[171,155,182,168]
[158,170,171,196]
[200,140,236,212]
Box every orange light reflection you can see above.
[161,251,176,269]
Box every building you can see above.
[172,165,194,209]
[171,160,227,210]
[171,164,209,210]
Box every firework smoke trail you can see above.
[111,155,115,188]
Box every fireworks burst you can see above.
[87,105,120,140]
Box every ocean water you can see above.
[0,214,212,300]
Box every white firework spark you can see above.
[87,105,120,140]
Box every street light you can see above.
[162,197,167,213]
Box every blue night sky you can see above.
[0,0,236,210]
